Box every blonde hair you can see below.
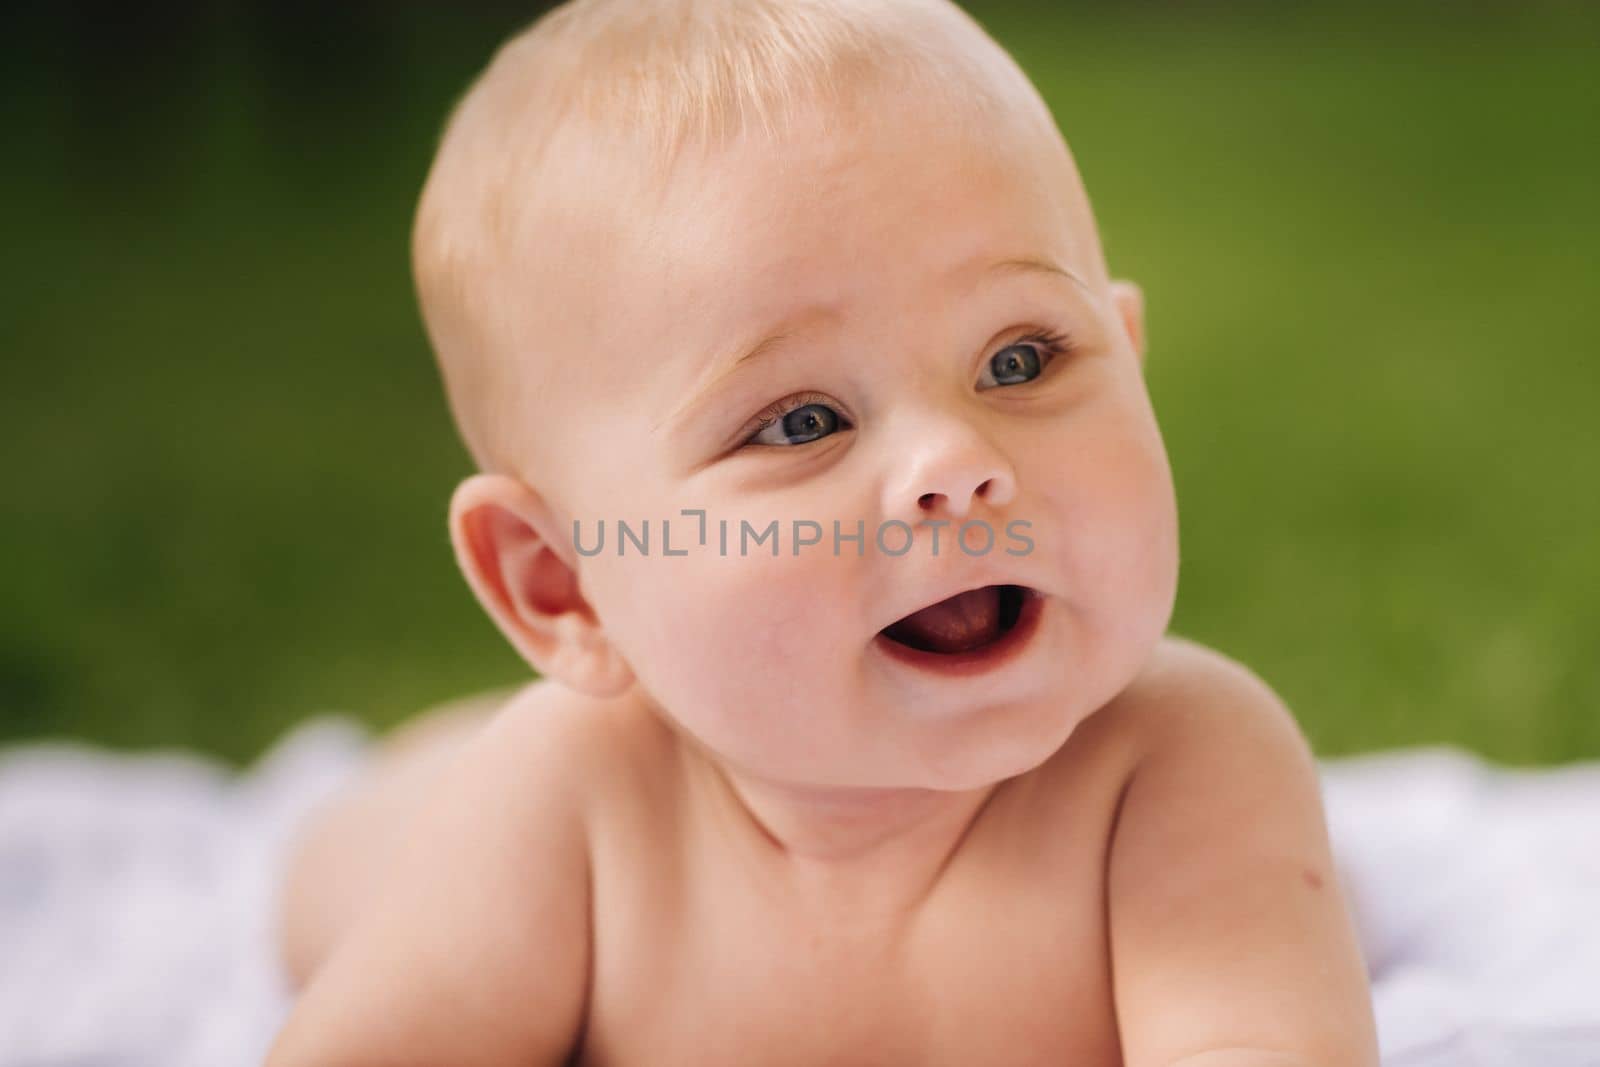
[414,0,1062,478]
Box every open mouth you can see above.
[881,583,1027,654]
[875,583,1044,675]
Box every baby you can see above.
[267,1,1379,1064]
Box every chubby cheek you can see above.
[585,544,862,771]
[1041,395,1179,667]
[1105,429,1178,650]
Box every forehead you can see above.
[503,82,1105,463]
[481,83,1104,511]
[619,90,1101,363]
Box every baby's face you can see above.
[531,88,1178,791]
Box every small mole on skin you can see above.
[1302,868,1324,890]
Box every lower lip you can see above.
[871,588,1047,679]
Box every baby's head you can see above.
[415,0,1179,793]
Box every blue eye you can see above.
[746,394,850,447]
[976,331,1072,390]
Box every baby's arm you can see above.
[1105,640,1379,1067]
[266,698,592,1067]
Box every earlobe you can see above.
[1110,279,1146,364]
[448,473,635,698]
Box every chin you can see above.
[903,699,1084,792]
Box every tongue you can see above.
[883,586,1002,654]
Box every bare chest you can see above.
[578,792,1125,1066]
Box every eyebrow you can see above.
[657,253,1091,435]
[988,254,1092,294]
[729,254,1089,375]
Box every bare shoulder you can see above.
[418,675,676,809]
[985,636,1283,857]
[478,675,655,780]
[1097,636,1380,1065]
[1075,633,1311,777]
[266,678,637,1067]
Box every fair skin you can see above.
[268,78,1378,1067]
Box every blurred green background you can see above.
[2,2,1596,769]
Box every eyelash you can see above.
[739,329,1076,446]
[999,329,1075,378]
[744,390,840,442]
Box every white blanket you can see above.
[1,717,1596,1066]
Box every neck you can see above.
[678,733,1001,918]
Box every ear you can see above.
[1110,279,1146,365]
[448,473,635,699]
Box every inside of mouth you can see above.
[880,584,1025,655]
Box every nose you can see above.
[884,418,1017,526]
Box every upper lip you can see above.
[874,576,1042,636]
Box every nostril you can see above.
[918,492,941,510]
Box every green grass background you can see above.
[2,2,1596,768]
